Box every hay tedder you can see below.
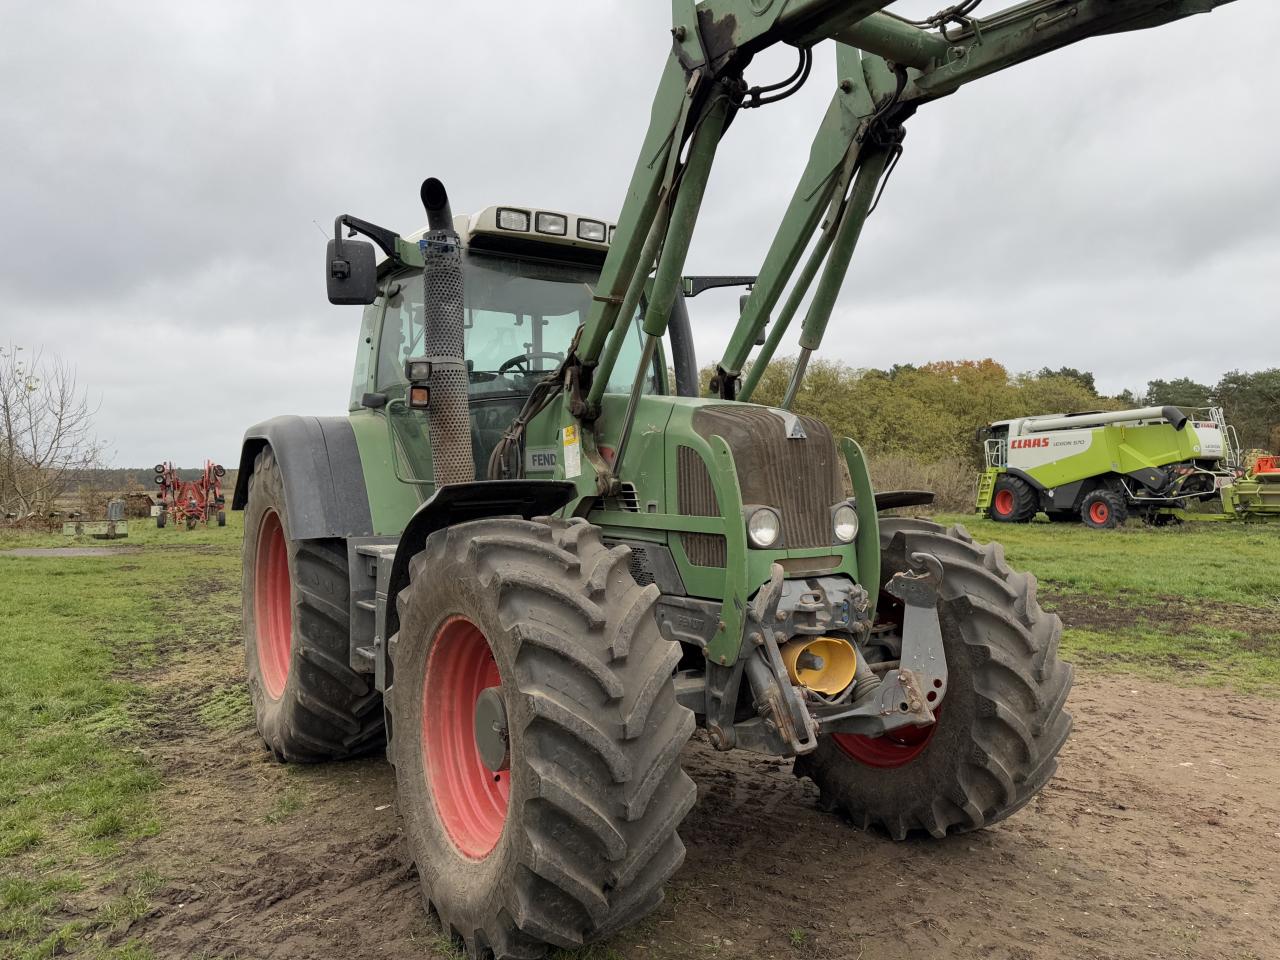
[231,1,1242,955]
[154,460,226,529]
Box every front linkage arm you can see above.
[812,552,950,737]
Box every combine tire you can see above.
[388,517,695,959]
[795,518,1072,839]
[988,475,1037,522]
[1080,490,1126,529]
[241,447,383,762]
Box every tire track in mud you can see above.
[122,600,1279,960]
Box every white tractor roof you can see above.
[396,205,616,260]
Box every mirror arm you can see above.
[333,214,402,262]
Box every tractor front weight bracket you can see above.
[813,551,949,737]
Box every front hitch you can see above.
[811,551,949,736]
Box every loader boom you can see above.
[557,0,1237,429]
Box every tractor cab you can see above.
[348,205,692,483]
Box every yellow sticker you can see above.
[562,425,581,479]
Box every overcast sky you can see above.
[2,1,1275,467]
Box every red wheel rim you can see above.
[832,707,940,769]
[993,489,1015,516]
[1089,501,1110,524]
[254,509,291,699]
[423,616,509,860]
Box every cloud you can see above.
[1,1,1275,465]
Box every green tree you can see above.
[1036,366,1097,394]
[1214,368,1280,451]
[1145,376,1213,408]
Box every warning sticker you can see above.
[562,425,581,479]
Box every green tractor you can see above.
[233,1,1236,955]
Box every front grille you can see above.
[676,445,727,567]
[691,406,844,550]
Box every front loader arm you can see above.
[574,0,900,394]
[713,44,879,394]
[716,0,1238,401]
[889,0,1240,104]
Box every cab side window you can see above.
[375,277,424,393]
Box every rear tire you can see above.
[794,518,1072,839]
[988,475,1037,523]
[388,517,695,958]
[1080,489,1127,529]
[241,447,383,762]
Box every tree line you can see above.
[732,359,1279,463]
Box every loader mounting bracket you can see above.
[813,551,949,736]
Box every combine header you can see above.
[154,461,227,529]
[1173,452,1280,523]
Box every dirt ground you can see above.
[118,626,1280,960]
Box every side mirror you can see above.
[326,238,377,305]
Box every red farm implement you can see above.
[154,461,227,529]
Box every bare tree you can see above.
[0,344,105,517]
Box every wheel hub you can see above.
[474,687,510,773]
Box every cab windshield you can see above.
[375,252,656,397]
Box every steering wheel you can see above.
[497,352,563,376]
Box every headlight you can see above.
[746,507,781,548]
[534,212,568,236]
[833,503,858,543]
[577,219,607,242]
[496,207,530,231]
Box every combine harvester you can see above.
[977,406,1279,527]
[231,1,1244,955]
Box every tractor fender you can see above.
[231,416,373,541]
[383,480,577,643]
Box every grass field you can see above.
[1,510,1277,958]
[0,517,241,959]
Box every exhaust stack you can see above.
[419,177,474,486]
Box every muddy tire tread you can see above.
[795,517,1072,839]
[242,448,384,762]
[389,516,695,958]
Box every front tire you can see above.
[795,518,1072,839]
[1080,489,1127,529]
[388,517,696,958]
[241,447,383,762]
[988,474,1037,523]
